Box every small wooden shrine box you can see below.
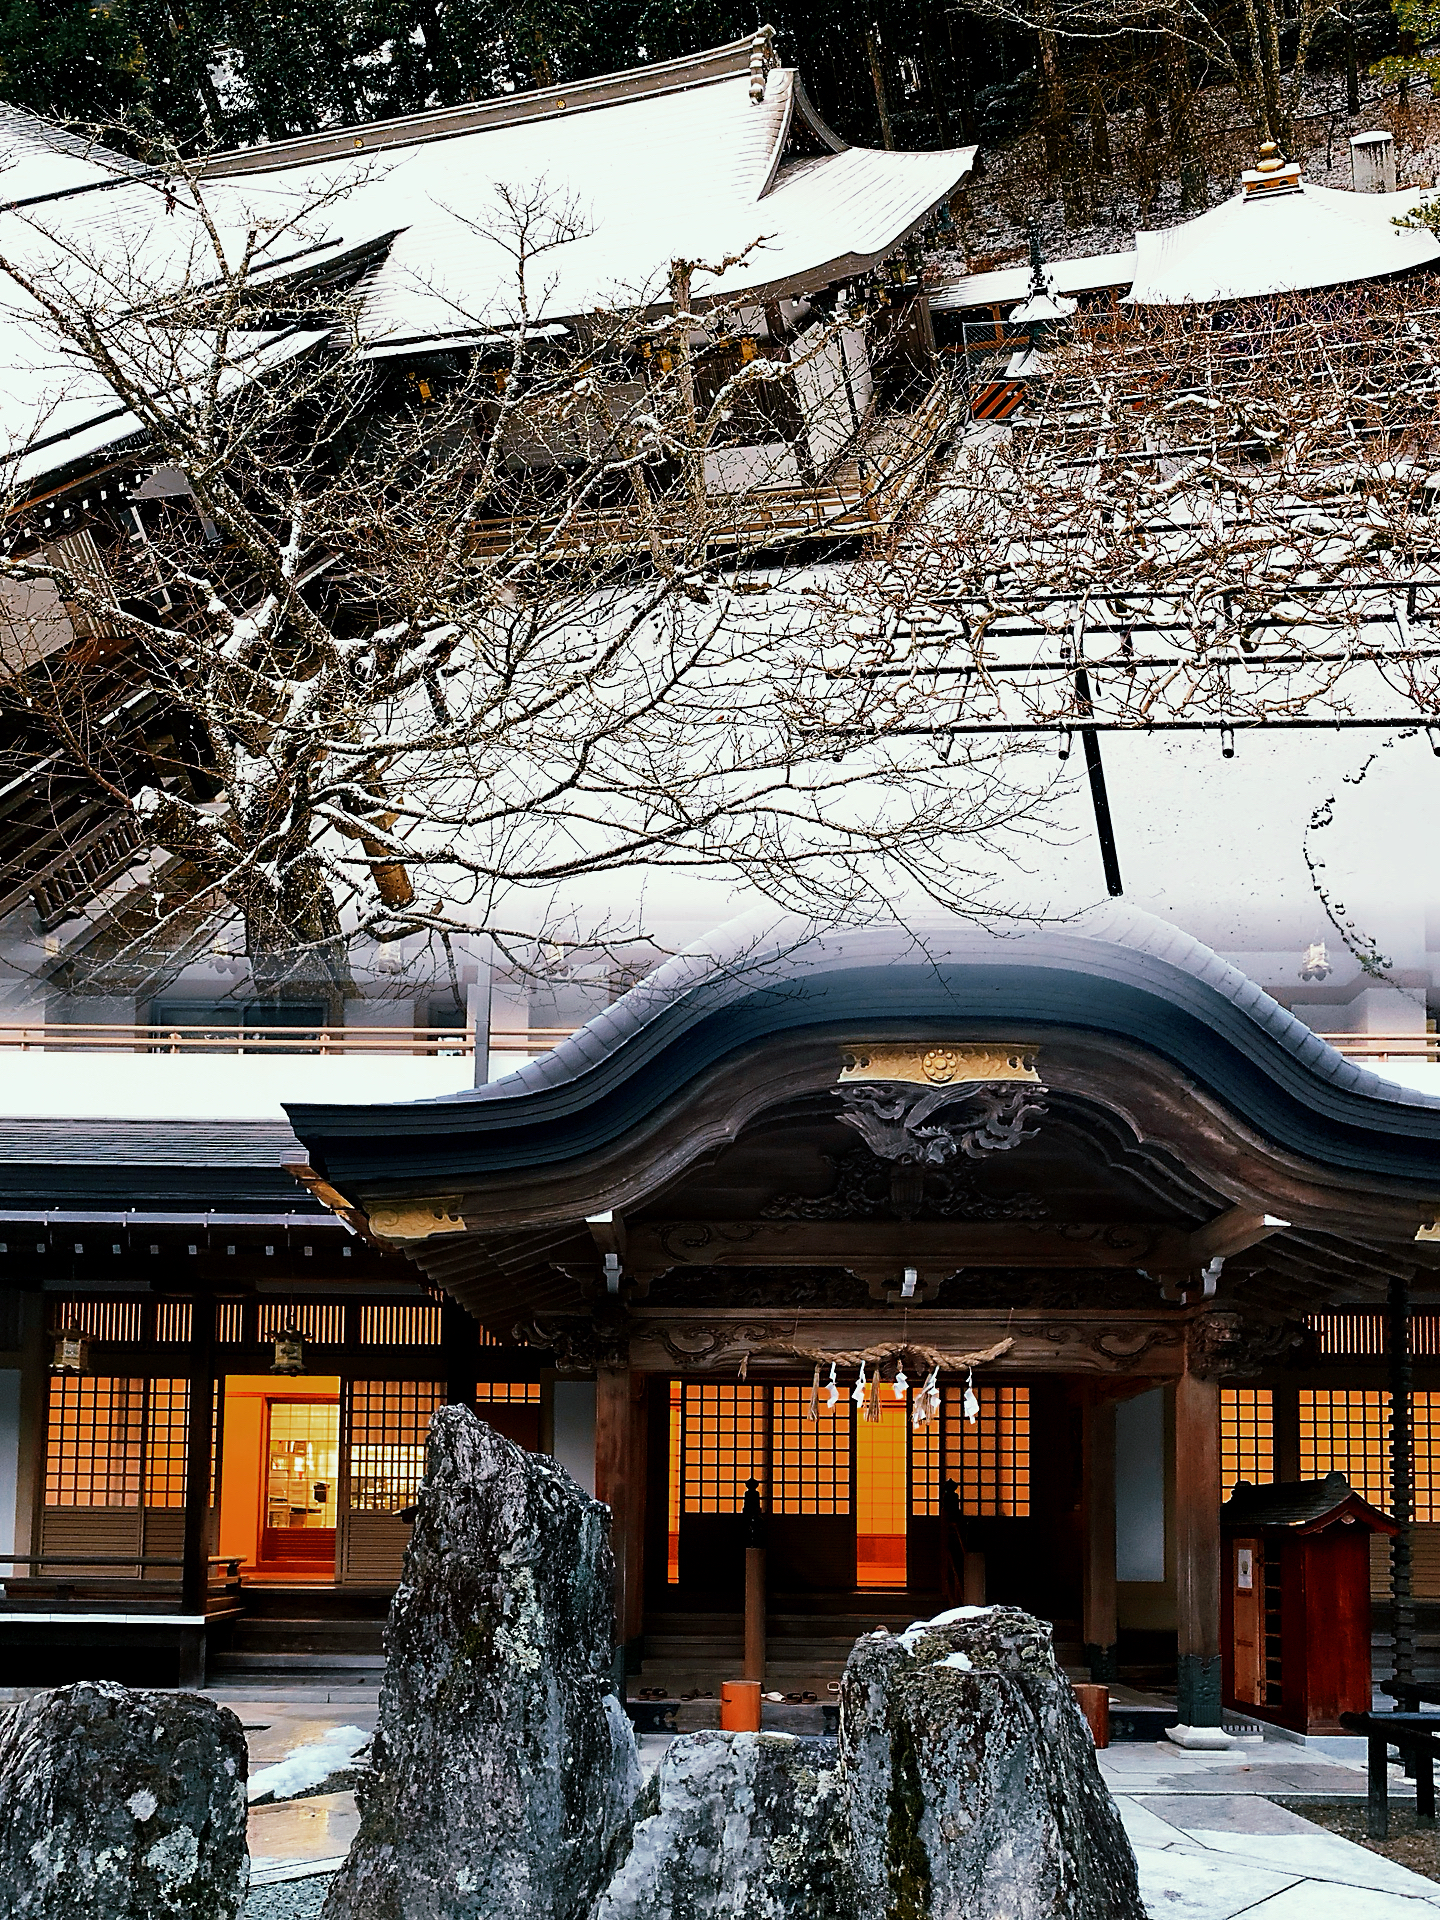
[1222,1471,1396,1734]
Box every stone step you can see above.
[230,1620,384,1653]
[210,1651,385,1674]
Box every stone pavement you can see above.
[201,1678,377,1905]
[1101,1734,1440,1917]
[200,1682,1440,1917]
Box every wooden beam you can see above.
[628,1307,1190,1377]
[587,1211,627,1259]
[631,1220,1186,1274]
[1174,1370,1223,1728]
[587,1211,627,1296]
[180,1290,215,1675]
[1185,1208,1290,1265]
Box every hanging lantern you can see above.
[50,1323,90,1375]
[269,1323,307,1376]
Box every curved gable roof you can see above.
[286,904,1440,1193]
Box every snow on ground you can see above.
[248,1725,371,1804]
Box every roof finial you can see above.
[1242,137,1302,198]
[1026,222,1046,297]
[749,24,778,103]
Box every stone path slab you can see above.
[1119,1793,1440,1916]
[247,1790,360,1871]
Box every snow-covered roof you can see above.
[0,39,976,484]
[0,105,351,489]
[285,901,1440,1193]
[929,249,1136,314]
[1128,178,1440,306]
[202,34,977,346]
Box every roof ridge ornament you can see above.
[836,1046,1047,1164]
[1243,138,1303,199]
[749,24,779,103]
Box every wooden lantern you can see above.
[1222,1471,1396,1734]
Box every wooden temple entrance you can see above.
[286,914,1440,1727]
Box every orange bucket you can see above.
[720,1680,762,1732]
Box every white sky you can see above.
[528,726,1440,996]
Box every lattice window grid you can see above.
[1221,1388,1275,1498]
[345,1380,443,1512]
[359,1303,443,1346]
[256,1302,345,1345]
[681,1384,767,1515]
[943,1385,1030,1518]
[771,1384,851,1516]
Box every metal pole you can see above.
[1074,665,1123,896]
[1389,1270,1416,1702]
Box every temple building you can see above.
[2,39,1439,1728]
[8,908,1428,1714]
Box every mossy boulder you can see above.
[839,1606,1145,1920]
[0,1680,248,1919]
[594,1730,849,1919]
[323,1405,640,1920]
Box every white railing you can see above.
[0,1023,1432,1062]
[0,1023,579,1056]
[1318,1032,1439,1062]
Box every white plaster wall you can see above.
[0,1370,19,1564]
[1116,1387,1166,1583]
[551,1381,596,1496]
[0,1051,475,1122]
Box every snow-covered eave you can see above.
[199,36,776,181]
[4,325,333,494]
[1124,251,1438,306]
[285,904,1440,1197]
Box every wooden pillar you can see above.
[1389,1271,1416,1697]
[1082,1392,1118,1682]
[1174,1371,1222,1727]
[1273,1381,1301,1483]
[13,1290,47,1575]
[595,1367,646,1684]
[442,1297,478,1409]
[180,1292,215,1681]
[625,1374,648,1661]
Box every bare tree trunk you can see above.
[669,261,704,510]
[1038,29,1063,175]
[1039,30,1088,225]
[1086,63,1114,177]
[921,28,952,145]
[945,9,978,142]
[1163,16,1209,211]
[1346,22,1361,115]
[866,29,896,150]
[1139,73,1167,216]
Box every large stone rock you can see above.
[323,1404,640,1920]
[594,1731,850,1920]
[839,1605,1145,1920]
[0,1680,248,1919]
